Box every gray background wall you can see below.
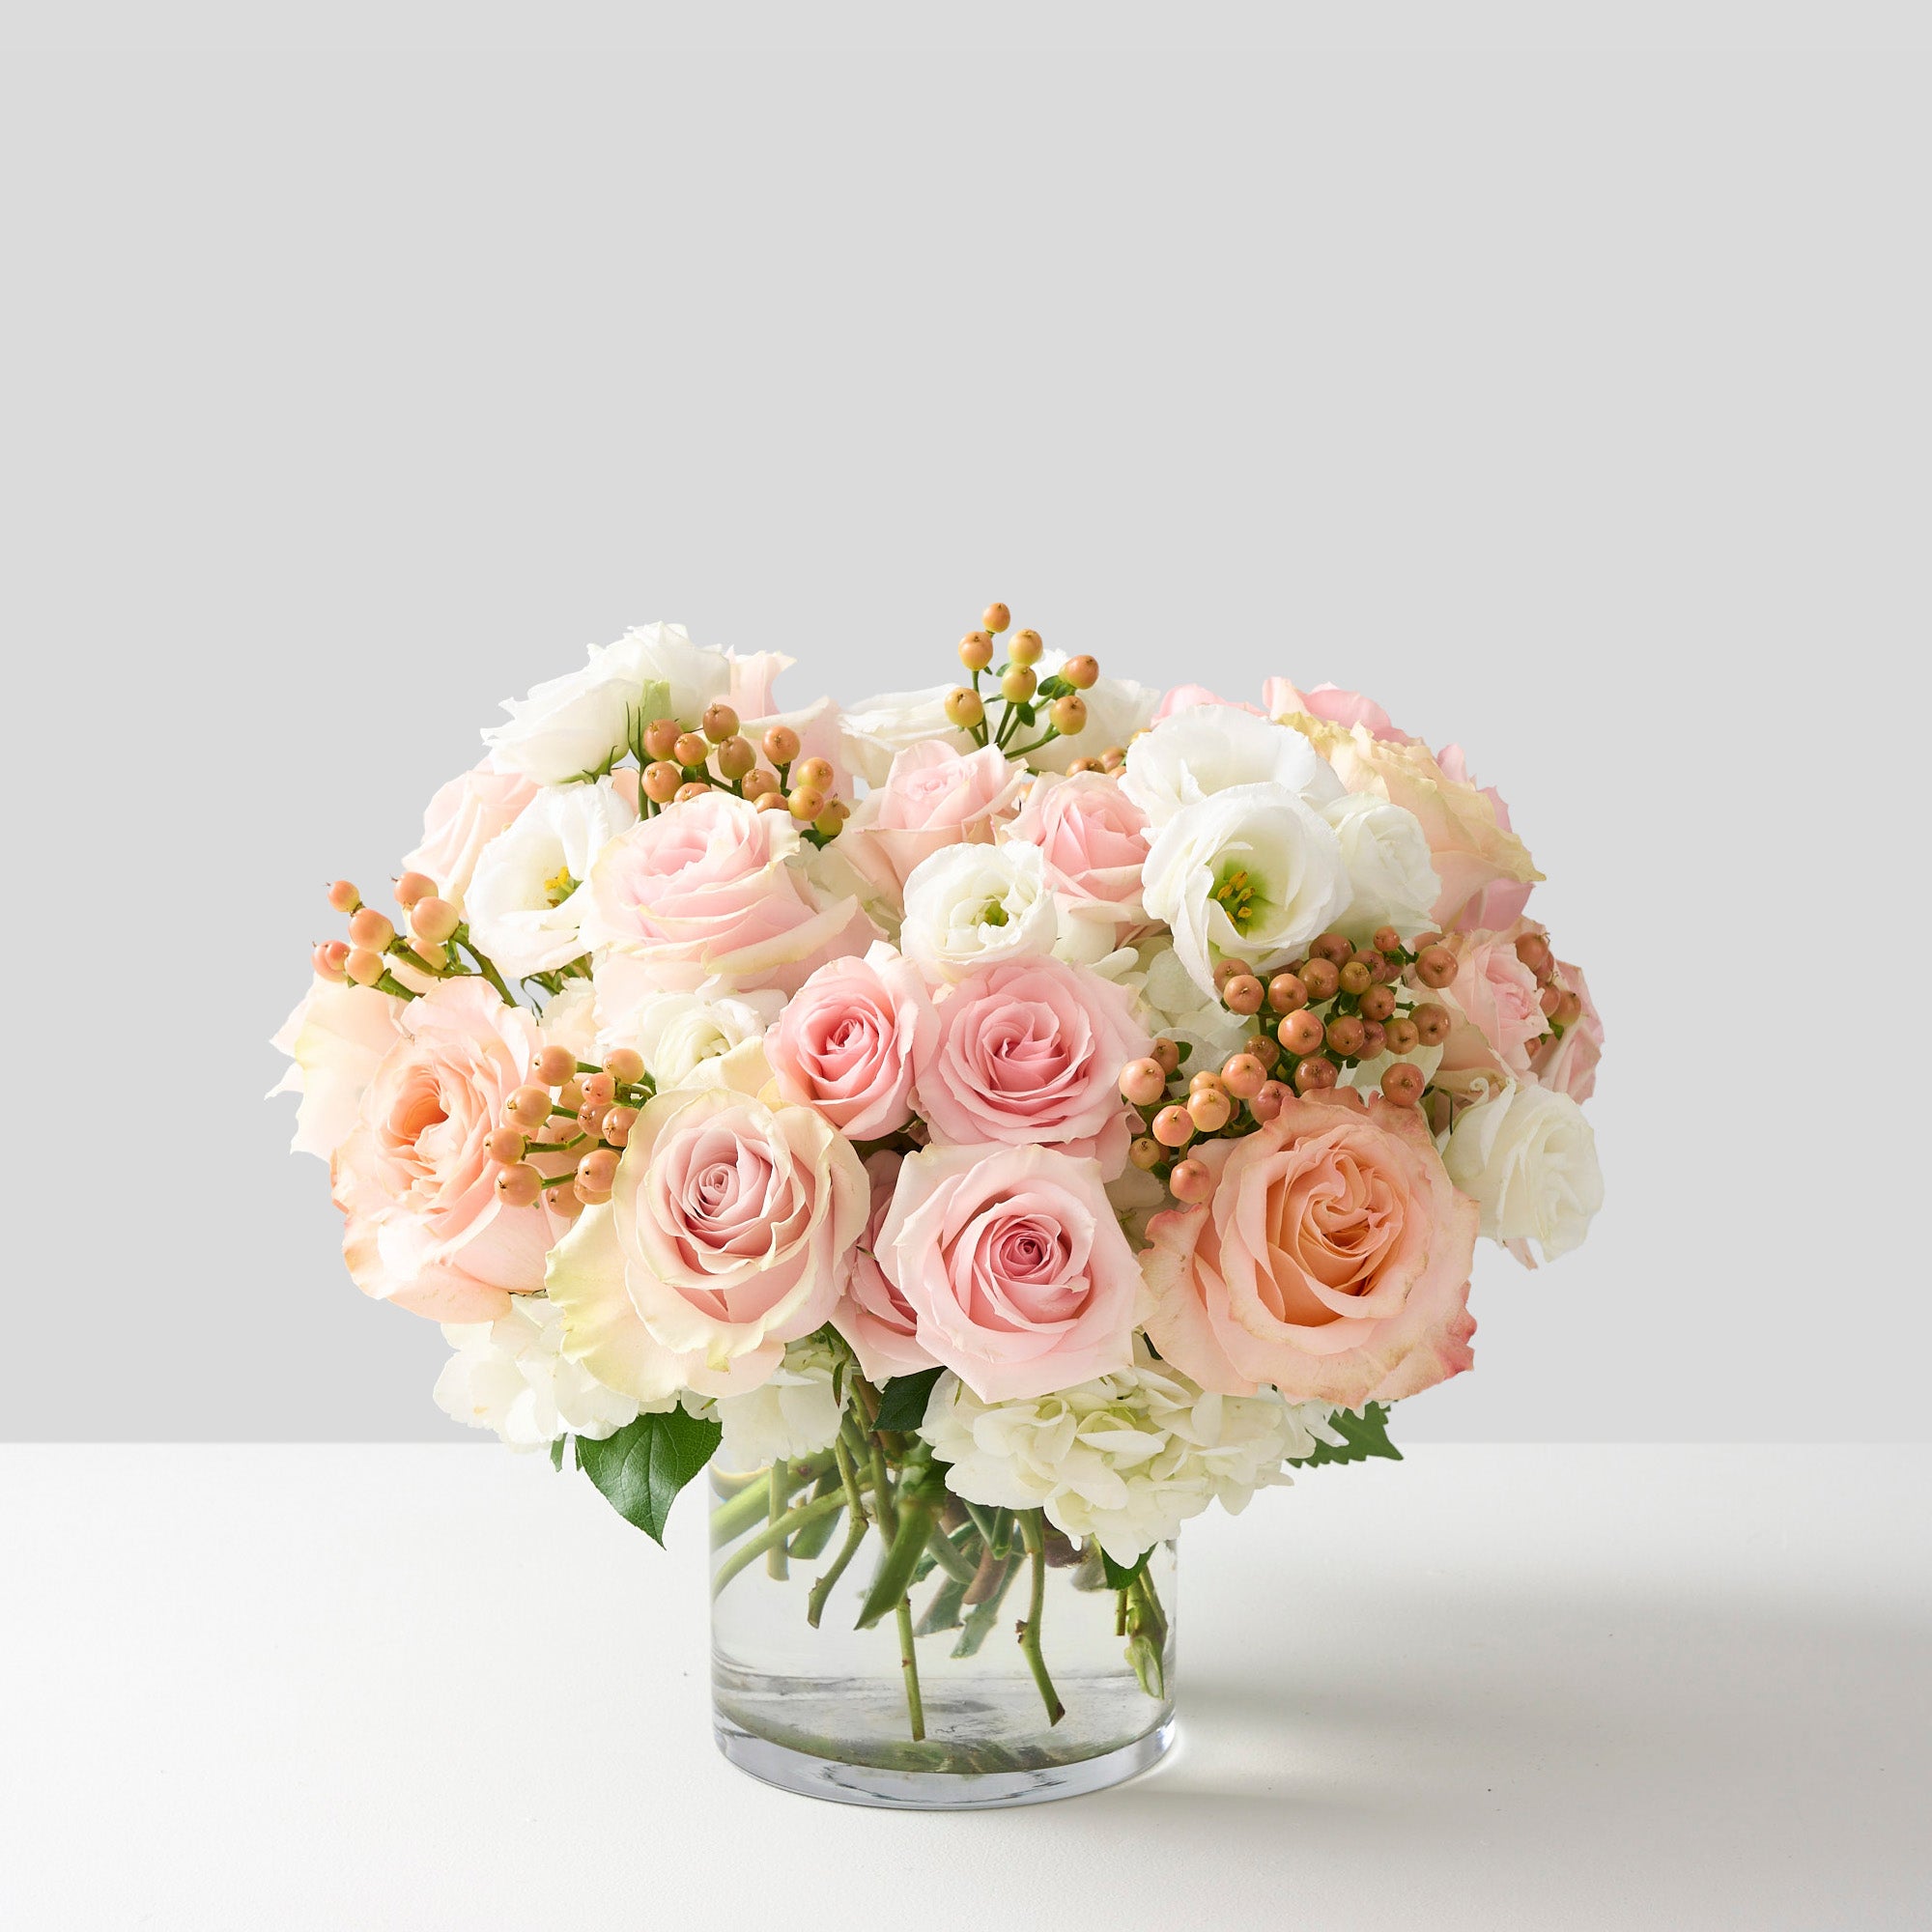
[5,14,1926,1439]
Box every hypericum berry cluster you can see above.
[638,704,850,845]
[487,1042,659,1214]
[1515,929,1586,1032]
[1119,924,1457,1203]
[311,873,506,1001]
[945,602,1126,770]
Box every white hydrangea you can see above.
[713,1334,846,1471]
[434,1294,655,1449]
[919,1349,1346,1564]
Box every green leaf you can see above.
[1174,1039,1193,1064]
[872,1367,945,1434]
[577,1408,723,1543]
[549,1435,567,1472]
[1101,1548,1152,1591]
[1287,1401,1403,1468]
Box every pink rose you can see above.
[1005,771,1151,939]
[546,1053,869,1402]
[331,979,566,1323]
[833,1151,936,1382]
[1143,1091,1479,1407]
[580,789,873,998]
[726,648,792,719]
[768,943,937,1140]
[838,739,1027,910]
[878,1143,1140,1402]
[1436,927,1551,1082]
[402,758,539,911]
[1529,959,1604,1102]
[1264,678,1412,742]
[912,958,1149,1178]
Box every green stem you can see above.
[958,1497,999,1546]
[1005,727,1062,759]
[767,1458,790,1579]
[806,1504,871,1629]
[454,930,517,1005]
[895,1597,926,1742]
[1017,1511,1065,1726]
[711,1488,857,1600]
[952,1554,1018,1657]
[923,1520,980,1588]
[709,1469,773,1545]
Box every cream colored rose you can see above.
[1284,717,1542,931]
[1442,1078,1603,1264]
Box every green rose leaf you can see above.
[872,1367,946,1434]
[1287,1401,1403,1468]
[1101,1548,1153,1591]
[577,1408,723,1543]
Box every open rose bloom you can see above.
[277,606,1602,1799]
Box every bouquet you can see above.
[275,604,1603,1804]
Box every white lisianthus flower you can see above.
[1122,705,1345,828]
[1141,782,1350,999]
[1023,652,1160,775]
[713,1334,846,1470]
[899,841,1058,984]
[1442,1078,1604,1264]
[465,779,637,979]
[483,623,731,783]
[1321,792,1442,943]
[434,1295,655,1449]
[839,685,974,788]
[919,1350,1345,1564]
[599,985,784,1092]
[536,977,601,1064]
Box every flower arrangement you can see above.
[276,604,1603,1800]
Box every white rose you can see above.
[1023,651,1160,775]
[918,1348,1344,1565]
[434,1295,653,1449]
[1321,792,1442,943]
[483,622,731,783]
[839,684,973,788]
[1442,1079,1604,1264]
[713,1335,845,1470]
[464,779,637,979]
[598,985,783,1092]
[1122,705,1345,827]
[1140,782,1351,998]
[899,840,1058,984]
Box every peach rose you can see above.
[832,1151,936,1382]
[1529,959,1604,1102]
[331,979,567,1323]
[912,957,1149,1177]
[1286,717,1542,932]
[768,943,937,1140]
[546,1048,868,1403]
[877,1143,1140,1402]
[838,739,1027,912]
[1004,770,1151,941]
[1143,1091,1479,1406]
[270,977,407,1159]
[402,758,539,912]
[1435,742,1533,929]
[579,789,872,999]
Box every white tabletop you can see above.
[4,1444,1925,1931]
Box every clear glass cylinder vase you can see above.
[709,1452,1177,1809]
